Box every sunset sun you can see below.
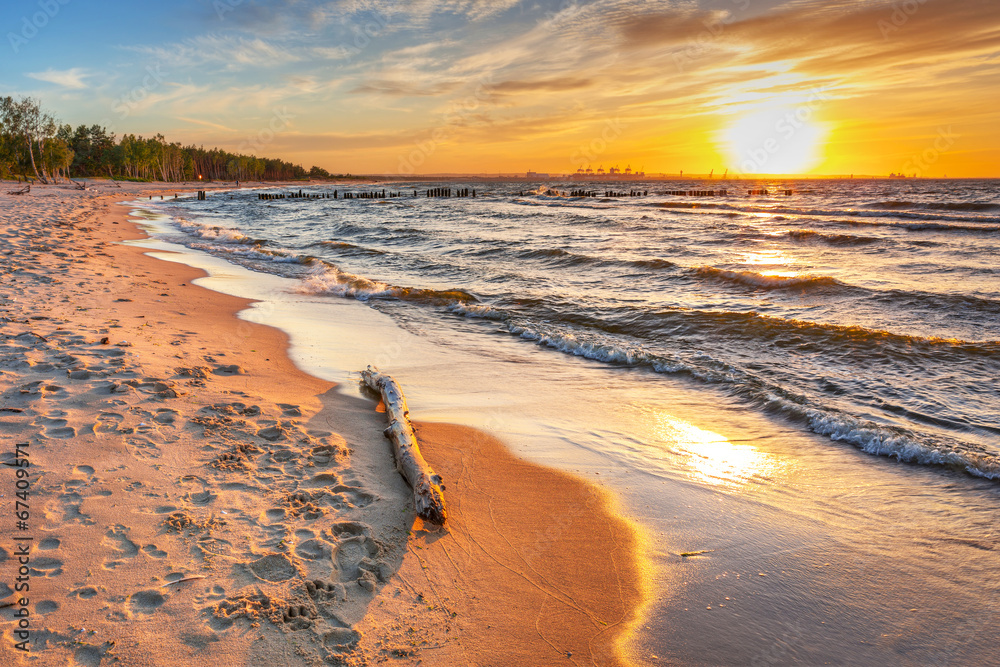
[723,105,830,175]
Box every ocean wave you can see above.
[785,229,882,246]
[476,316,1000,480]
[865,200,1000,212]
[512,247,679,272]
[517,247,594,264]
[630,258,679,270]
[177,219,254,244]
[189,242,311,265]
[837,219,1000,233]
[676,308,998,357]
[695,266,844,291]
[658,201,1000,225]
[310,240,387,256]
[297,263,478,304]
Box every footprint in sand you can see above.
[95,413,123,433]
[102,526,138,568]
[125,436,161,459]
[34,412,76,439]
[39,537,61,550]
[35,600,58,614]
[53,492,94,525]
[212,364,246,376]
[72,643,113,667]
[28,557,64,578]
[310,444,342,465]
[127,590,165,616]
[327,522,388,589]
[249,553,297,582]
[281,604,314,630]
[141,544,167,559]
[329,485,376,510]
[295,539,332,561]
[306,579,346,603]
[257,423,286,442]
[73,465,95,476]
[153,408,178,425]
[71,587,98,599]
[323,627,362,655]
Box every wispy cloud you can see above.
[26,68,90,89]
[175,116,237,132]
[124,34,301,70]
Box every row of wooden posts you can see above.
[660,189,795,197]
[199,188,800,203]
[748,189,794,196]
[255,189,478,200]
[668,190,730,197]
[606,190,649,197]
[427,188,475,197]
[517,190,649,197]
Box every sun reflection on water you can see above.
[653,413,785,489]
[738,249,793,266]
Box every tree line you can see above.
[0,96,341,183]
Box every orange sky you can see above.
[11,0,1000,176]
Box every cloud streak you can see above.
[26,68,90,89]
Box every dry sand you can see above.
[0,180,646,665]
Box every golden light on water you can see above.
[738,250,794,266]
[653,414,783,488]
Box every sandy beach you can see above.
[0,180,646,666]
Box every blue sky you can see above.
[4,0,1000,175]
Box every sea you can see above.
[133,178,1000,665]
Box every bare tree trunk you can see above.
[25,138,43,183]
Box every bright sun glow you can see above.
[723,105,829,175]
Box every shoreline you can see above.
[0,181,649,664]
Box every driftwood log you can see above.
[7,185,29,195]
[361,366,447,525]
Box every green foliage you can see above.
[0,96,319,182]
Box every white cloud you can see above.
[26,68,90,89]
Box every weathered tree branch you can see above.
[361,366,447,525]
